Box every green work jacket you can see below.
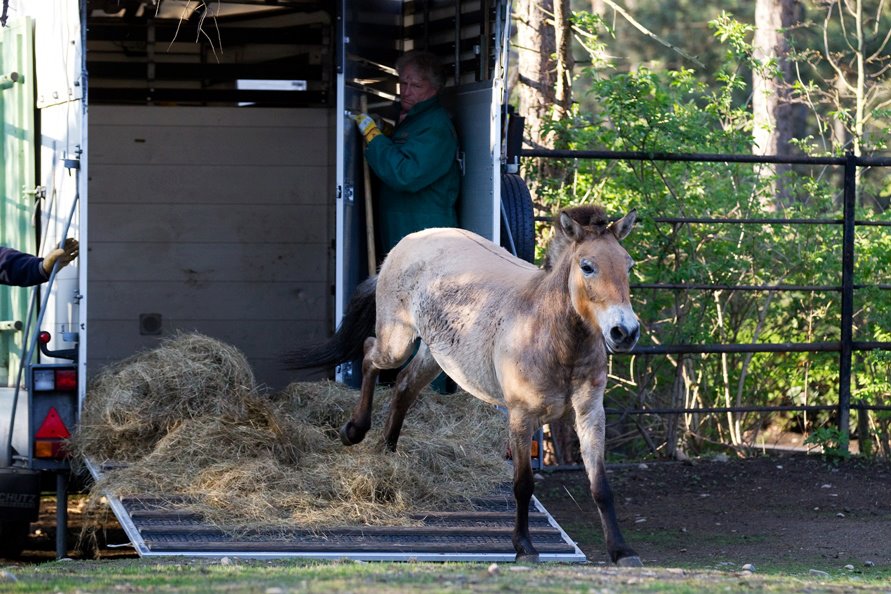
[365,96,460,254]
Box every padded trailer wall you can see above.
[87,106,335,390]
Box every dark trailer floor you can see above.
[85,459,586,562]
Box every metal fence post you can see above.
[857,400,872,457]
[838,151,856,450]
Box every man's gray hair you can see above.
[395,50,445,90]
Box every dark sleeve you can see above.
[0,246,49,287]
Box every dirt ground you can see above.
[10,452,891,570]
[535,453,891,570]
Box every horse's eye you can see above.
[580,259,598,277]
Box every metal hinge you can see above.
[23,186,46,201]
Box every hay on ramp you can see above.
[73,333,509,531]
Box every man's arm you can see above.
[0,239,79,287]
[0,247,50,286]
[364,120,458,193]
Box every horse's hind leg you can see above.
[340,325,417,446]
[339,337,381,445]
[382,342,442,451]
[573,391,642,567]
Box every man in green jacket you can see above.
[352,50,460,393]
[352,50,460,254]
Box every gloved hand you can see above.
[374,115,395,137]
[351,112,382,144]
[42,238,79,275]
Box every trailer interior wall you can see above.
[87,106,334,390]
[84,2,336,390]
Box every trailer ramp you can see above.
[86,459,586,562]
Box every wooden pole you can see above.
[360,95,377,277]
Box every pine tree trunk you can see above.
[553,0,573,119]
[752,0,800,207]
[515,0,577,464]
[515,0,574,184]
[515,0,557,152]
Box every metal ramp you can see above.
[85,459,586,562]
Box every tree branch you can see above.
[824,8,856,95]
[597,0,705,69]
[866,17,891,62]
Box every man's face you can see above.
[398,64,438,112]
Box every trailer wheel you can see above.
[500,173,536,263]
[0,520,30,558]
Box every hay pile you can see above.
[72,333,509,531]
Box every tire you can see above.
[500,173,536,263]
[0,520,30,558]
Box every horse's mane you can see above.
[543,205,611,270]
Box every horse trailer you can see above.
[0,0,554,559]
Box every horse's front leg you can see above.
[508,411,539,562]
[572,384,642,567]
[339,337,380,445]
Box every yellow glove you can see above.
[352,112,382,144]
[376,116,395,137]
[42,238,79,275]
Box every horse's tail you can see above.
[284,276,378,370]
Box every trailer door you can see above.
[334,0,403,384]
[22,0,85,394]
[0,17,37,386]
[333,1,513,384]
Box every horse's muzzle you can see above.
[607,322,639,353]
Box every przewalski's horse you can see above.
[286,205,642,566]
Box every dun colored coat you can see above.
[287,205,642,565]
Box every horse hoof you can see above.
[339,422,365,446]
[616,555,643,568]
[515,552,540,564]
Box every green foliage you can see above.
[804,426,851,462]
[709,12,753,57]
[525,10,891,459]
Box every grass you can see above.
[1,558,890,593]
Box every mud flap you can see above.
[0,468,40,522]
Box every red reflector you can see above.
[34,407,71,439]
[55,369,77,391]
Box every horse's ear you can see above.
[610,209,637,241]
[559,211,584,241]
